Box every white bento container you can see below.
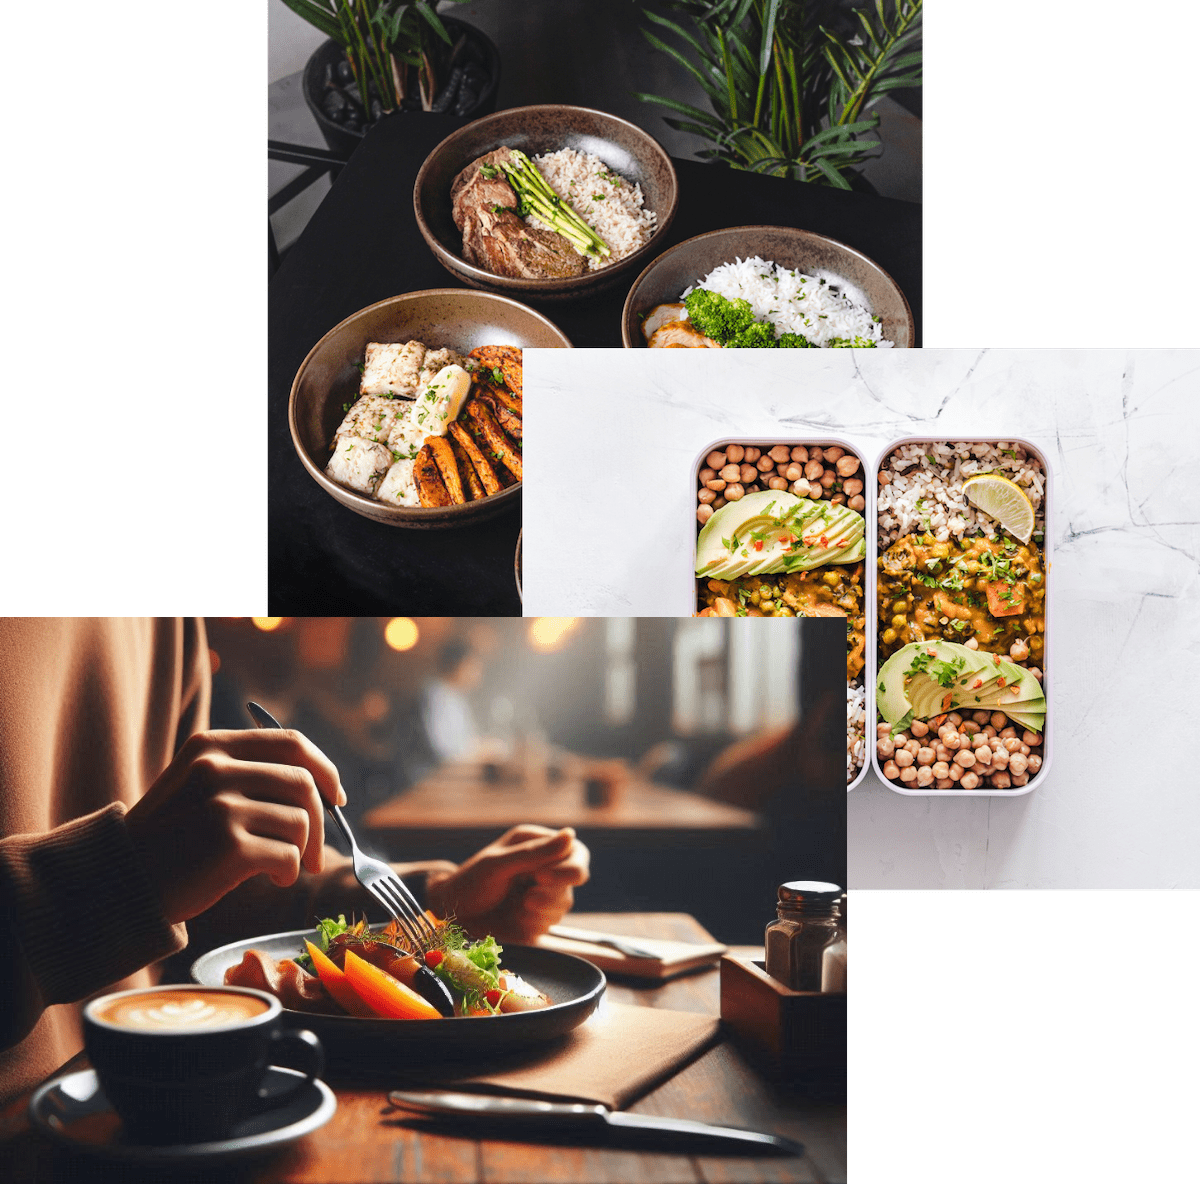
[869,437,1053,797]
[689,436,873,792]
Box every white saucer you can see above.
[29,1065,337,1164]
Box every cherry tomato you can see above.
[485,989,503,1008]
[424,950,444,968]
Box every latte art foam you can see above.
[96,990,269,1031]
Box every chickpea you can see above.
[756,455,775,473]
[768,444,790,463]
[982,725,997,739]
[953,750,976,769]
[877,737,895,759]
[725,483,745,501]
[935,745,951,762]
[971,732,989,750]
[878,470,891,485]
[1003,737,1020,754]
[974,746,992,766]
[947,763,963,781]
[705,478,726,492]
[698,488,716,504]
[809,447,823,462]
[698,467,715,484]
[806,483,824,500]
[881,627,898,645]
[877,723,892,737]
[899,766,917,783]
[942,731,962,751]
[990,712,1007,730]
[894,748,914,768]
[740,464,758,484]
[959,772,980,790]
[1027,754,1042,773]
[712,496,726,510]
[910,719,929,738]
[916,766,934,787]
[1000,726,1017,739]
[964,637,979,650]
[804,459,823,481]
[820,470,837,489]
[947,712,963,726]
[1010,772,1029,787]
[697,504,714,525]
[935,778,955,790]
[1029,668,1044,682]
[1018,743,1031,756]
[916,747,935,766]
[932,760,950,779]
[972,710,990,725]
[743,447,761,463]
[990,771,1012,789]
[882,759,900,779]
[905,739,920,756]
[720,463,740,482]
[831,493,847,505]
[725,444,745,463]
[891,614,906,630]
[1009,753,1028,776]
[835,455,860,477]
[961,720,980,736]
[706,451,726,470]
[1009,639,1030,662]
[768,476,789,490]
[842,478,864,497]
[893,731,909,745]
[848,494,866,511]
[790,446,807,462]
[1022,730,1042,747]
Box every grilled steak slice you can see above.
[451,150,586,280]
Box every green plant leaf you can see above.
[414,1,452,44]
[277,0,344,43]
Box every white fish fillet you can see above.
[375,459,419,506]
[334,395,406,444]
[360,341,426,398]
[417,348,469,394]
[325,435,392,495]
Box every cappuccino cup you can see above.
[84,985,323,1144]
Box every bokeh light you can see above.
[251,617,284,632]
[528,618,580,652]
[384,617,420,651]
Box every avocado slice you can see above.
[695,492,865,580]
[876,641,992,726]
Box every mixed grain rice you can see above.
[877,442,1045,549]
[847,680,866,783]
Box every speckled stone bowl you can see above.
[414,105,678,302]
[289,289,570,529]
[620,226,914,348]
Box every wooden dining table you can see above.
[0,912,844,1184]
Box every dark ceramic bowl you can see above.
[414,105,679,302]
[620,226,914,348]
[515,528,522,602]
[289,289,569,529]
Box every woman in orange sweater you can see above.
[0,619,589,1104]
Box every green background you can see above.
[854,892,1190,1180]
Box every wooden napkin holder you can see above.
[719,955,846,1088]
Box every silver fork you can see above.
[245,701,438,952]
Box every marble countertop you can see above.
[524,348,1200,888]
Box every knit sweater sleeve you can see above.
[0,803,187,1051]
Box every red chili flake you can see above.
[997,677,1006,687]
[753,541,764,551]
[942,692,953,711]
[972,678,983,689]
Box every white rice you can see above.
[527,149,656,271]
[847,680,866,783]
[877,442,1046,548]
[683,256,891,347]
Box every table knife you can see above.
[546,925,663,960]
[386,1091,803,1157]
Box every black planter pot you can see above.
[302,18,501,160]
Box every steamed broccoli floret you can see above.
[684,289,756,343]
[728,320,779,349]
[776,332,815,349]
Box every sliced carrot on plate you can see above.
[342,949,441,1020]
[304,940,375,1018]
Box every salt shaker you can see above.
[764,881,843,992]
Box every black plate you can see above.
[191,929,605,1067]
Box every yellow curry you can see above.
[877,533,1045,662]
[697,563,865,680]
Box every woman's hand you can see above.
[425,825,590,943]
[125,730,346,924]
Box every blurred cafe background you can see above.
[205,616,846,943]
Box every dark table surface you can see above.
[269,112,921,615]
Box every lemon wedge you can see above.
[962,474,1035,543]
